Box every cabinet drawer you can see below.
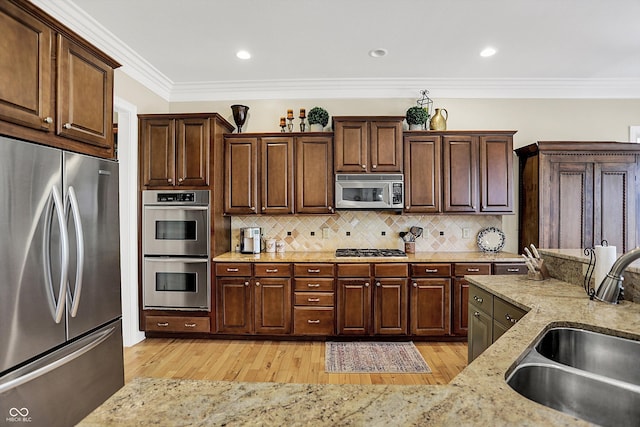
[337,263,371,277]
[493,297,527,328]
[293,278,335,292]
[215,263,251,276]
[145,315,210,333]
[293,307,335,335]
[374,263,408,277]
[493,263,527,275]
[410,263,452,277]
[468,285,493,316]
[294,292,334,306]
[454,263,491,276]
[254,263,291,276]
[293,263,334,277]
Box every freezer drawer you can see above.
[0,320,124,427]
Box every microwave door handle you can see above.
[145,258,209,263]
[44,186,69,324]
[66,186,84,318]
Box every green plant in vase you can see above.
[406,106,429,130]
[307,107,329,131]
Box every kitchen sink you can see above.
[507,325,640,426]
[508,364,640,427]
[535,327,640,386]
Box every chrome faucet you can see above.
[595,247,640,304]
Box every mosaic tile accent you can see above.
[231,212,501,252]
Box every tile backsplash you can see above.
[231,212,501,252]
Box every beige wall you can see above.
[120,91,640,254]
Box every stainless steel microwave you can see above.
[335,174,404,210]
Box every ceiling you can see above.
[33,0,640,101]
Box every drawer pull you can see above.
[307,269,321,273]
[226,268,239,272]
[307,283,321,288]
[425,268,438,273]
[507,268,520,272]
[307,319,321,324]
[184,323,197,328]
[473,295,483,303]
[156,322,169,327]
[307,298,320,302]
[265,268,278,273]
[467,268,480,272]
[505,314,518,324]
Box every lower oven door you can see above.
[143,257,210,311]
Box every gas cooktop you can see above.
[335,248,407,257]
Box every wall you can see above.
[114,70,170,114]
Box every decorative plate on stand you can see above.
[477,227,506,253]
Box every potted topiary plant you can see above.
[406,106,429,130]
[307,106,329,131]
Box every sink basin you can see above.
[508,364,640,427]
[536,327,640,386]
[507,326,640,426]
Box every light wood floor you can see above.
[124,339,468,386]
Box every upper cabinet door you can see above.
[261,136,294,214]
[57,35,114,149]
[225,137,259,214]
[369,120,403,172]
[479,135,514,213]
[176,118,210,187]
[296,136,334,214]
[404,135,441,213]
[443,135,478,212]
[334,119,368,172]
[0,1,53,131]
[141,118,176,187]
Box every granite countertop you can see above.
[81,273,640,426]
[212,251,523,263]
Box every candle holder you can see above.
[287,118,294,132]
[279,117,286,132]
[280,124,286,132]
[299,119,306,132]
[231,104,249,133]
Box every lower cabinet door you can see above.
[373,278,408,335]
[453,278,470,335]
[293,307,334,335]
[216,277,252,333]
[410,278,451,336]
[337,279,371,335]
[254,278,291,334]
[468,304,492,363]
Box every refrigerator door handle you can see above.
[66,186,84,317]
[0,325,116,394]
[43,186,69,324]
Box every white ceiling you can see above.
[33,0,640,101]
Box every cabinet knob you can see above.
[376,281,381,287]
[167,178,173,183]
[63,123,72,129]
[244,281,249,287]
[406,205,410,209]
[505,314,517,324]
[412,282,417,288]
[372,164,377,169]
[262,207,266,211]
[256,281,261,287]
[473,295,483,303]
[178,178,183,182]
[365,282,370,287]
[361,164,366,169]
[43,117,53,124]
[250,206,256,211]
[474,311,480,318]
[328,206,333,212]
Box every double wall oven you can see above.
[142,190,210,310]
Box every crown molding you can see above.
[32,1,640,103]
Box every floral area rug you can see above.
[325,341,431,373]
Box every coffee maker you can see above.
[240,227,261,254]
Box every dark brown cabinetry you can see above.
[0,0,120,159]
[145,315,211,334]
[295,136,334,214]
[333,116,404,173]
[293,263,335,335]
[452,263,491,336]
[224,136,259,214]
[336,263,372,335]
[403,131,515,214]
[517,142,639,251]
[410,264,451,336]
[260,136,294,214]
[373,264,408,335]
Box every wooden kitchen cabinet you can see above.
[373,264,408,335]
[517,142,639,251]
[261,136,294,214]
[0,0,120,159]
[216,276,253,333]
[293,263,335,335]
[333,116,404,173]
[443,135,478,213]
[479,135,513,213]
[224,136,259,214]
[404,135,441,213]
[295,135,335,214]
[254,276,291,334]
[336,263,372,335]
[467,284,493,362]
[410,263,452,336]
[452,263,491,336]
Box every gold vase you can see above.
[429,108,448,131]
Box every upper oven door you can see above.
[143,205,209,256]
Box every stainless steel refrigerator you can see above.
[0,136,124,426]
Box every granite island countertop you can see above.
[81,275,640,426]
[212,250,523,263]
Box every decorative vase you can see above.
[231,104,249,133]
[309,123,324,132]
[409,124,423,131]
[429,108,448,131]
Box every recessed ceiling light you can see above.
[369,48,388,58]
[236,50,251,60]
[480,47,497,57]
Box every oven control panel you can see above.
[157,192,194,202]
[143,190,210,206]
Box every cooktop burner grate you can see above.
[335,248,407,257]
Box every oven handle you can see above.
[144,258,209,263]
[143,206,208,210]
